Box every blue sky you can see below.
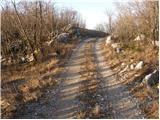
[54,0,116,29]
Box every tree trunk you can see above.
[11,0,37,61]
[39,1,45,58]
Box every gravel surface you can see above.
[15,38,145,119]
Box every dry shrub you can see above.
[1,35,78,118]
[106,1,158,45]
[141,100,159,119]
[101,38,159,118]
[19,79,40,93]
[1,59,58,118]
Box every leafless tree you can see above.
[105,1,159,45]
[105,9,114,33]
[1,0,86,63]
[95,23,105,32]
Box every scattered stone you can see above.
[105,36,113,45]
[57,33,69,43]
[116,48,121,53]
[134,34,145,41]
[135,61,144,70]
[111,43,119,49]
[26,54,34,62]
[130,59,134,62]
[110,43,122,53]
[112,110,116,114]
[121,63,125,66]
[101,98,104,101]
[21,57,25,62]
[93,95,96,98]
[152,41,159,46]
[97,94,102,97]
[47,90,50,93]
[134,74,139,77]
[93,104,100,115]
[130,64,134,70]
[143,74,152,83]
[155,41,159,46]
[35,112,38,116]
[143,70,159,88]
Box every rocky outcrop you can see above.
[105,36,113,45]
[143,70,159,88]
[135,61,144,70]
[57,33,70,43]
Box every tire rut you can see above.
[94,38,145,119]
[14,38,145,119]
[52,40,89,119]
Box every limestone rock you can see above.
[152,41,159,47]
[134,34,145,41]
[105,36,112,45]
[143,70,159,88]
[57,33,69,43]
[111,43,119,49]
[130,64,134,70]
[26,54,34,62]
[121,63,125,66]
[135,61,144,70]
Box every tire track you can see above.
[94,38,145,119]
[15,38,145,119]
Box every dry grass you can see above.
[101,39,159,119]
[1,40,78,118]
[1,57,59,118]
[143,100,159,119]
[77,41,101,118]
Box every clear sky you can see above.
[54,0,116,29]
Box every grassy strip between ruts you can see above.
[77,41,101,118]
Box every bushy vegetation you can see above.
[105,1,159,44]
[1,0,86,118]
[1,0,86,63]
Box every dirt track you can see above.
[16,38,145,119]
